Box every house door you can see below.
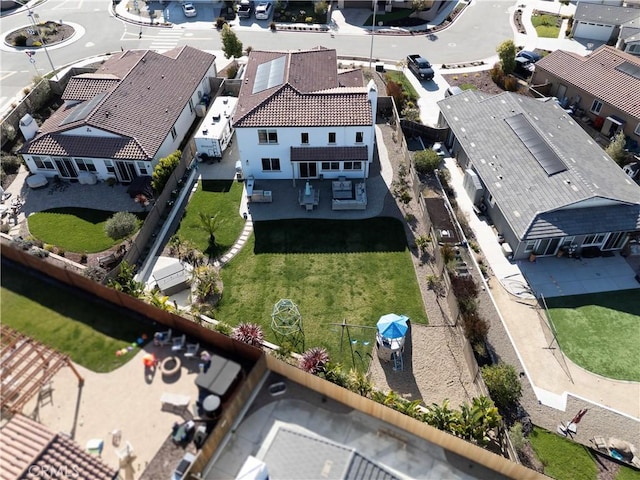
[299,162,317,179]
[54,158,78,179]
[602,232,628,250]
[556,84,567,100]
[536,238,561,256]
[115,161,137,183]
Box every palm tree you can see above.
[199,212,220,250]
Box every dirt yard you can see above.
[442,70,532,97]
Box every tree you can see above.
[151,150,181,193]
[481,363,522,411]
[414,149,441,174]
[314,0,328,15]
[104,211,139,240]
[605,131,627,166]
[412,0,430,11]
[221,24,243,59]
[199,212,221,249]
[496,40,517,75]
[108,261,144,297]
[386,80,405,111]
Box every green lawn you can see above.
[213,217,427,371]
[529,426,640,480]
[28,207,145,253]
[385,70,419,103]
[546,290,640,381]
[531,14,560,38]
[174,180,245,256]
[364,8,412,26]
[1,263,151,372]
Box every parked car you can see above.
[182,2,197,17]
[515,56,534,76]
[516,50,542,63]
[237,0,253,18]
[172,452,195,480]
[407,54,434,81]
[254,1,272,19]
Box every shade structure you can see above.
[142,353,156,367]
[376,314,409,339]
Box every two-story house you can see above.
[530,46,640,144]
[19,46,217,184]
[232,47,377,181]
[437,91,640,260]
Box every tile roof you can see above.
[437,91,640,240]
[20,46,215,161]
[290,146,368,161]
[23,133,148,160]
[574,2,640,26]
[62,75,121,101]
[233,48,371,128]
[533,46,640,117]
[0,415,117,480]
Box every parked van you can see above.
[445,86,463,97]
[255,2,272,19]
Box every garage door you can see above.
[574,21,614,41]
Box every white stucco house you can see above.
[232,47,378,181]
[19,46,217,184]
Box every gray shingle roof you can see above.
[533,46,640,117]
[21,46,215,160]
[574,2,640,26]
[233,48,371,128]
[437,91,640,240]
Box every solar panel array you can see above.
[252,56,286,94]
[60,92,107,126]
[505,113,567,176]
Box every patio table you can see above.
[195,355,241,397]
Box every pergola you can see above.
[0,325,84,414]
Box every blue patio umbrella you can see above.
[376,313,409,339]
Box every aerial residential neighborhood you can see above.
[1,1,639,480]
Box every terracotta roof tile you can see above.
[234,48,370,128]
[533,45,640,117]
[62,76,120,101]
[20,46,215,161]
[0,415,54,480]
[22,133,147,159]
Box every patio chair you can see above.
[154,329,172,346]
[171,334,186,352]
[184,343,199,359]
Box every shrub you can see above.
[605,131,627,166]
[56,247,65,257]
[84,265,106,282]
[414,149,441,174]
[461,311,489,343]
[299,347,330,374]
[215,16,227,29]
[213,321,233,336]
[305,16,313,23]
[104,211,139,240]
[0,223,10,234]
[80,253,88,264]
[13,34,27,47]
[386,81,406,111]
[450,274,478,299]
[44,244,55,252]
[151,150,181,194]
[481,363,522,411]
[106,177,117,187]
[231,322,264,347]
[269,21,277,30]
[490,62,504,87]
[226,64,239,79]
[2,155,22,175]
[504,75,519,92]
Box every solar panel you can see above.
[616,61,640,80]
[505,113,567,176]
[60,92,107,126]
[252,56,286,94]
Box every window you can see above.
[261,158,280,171]
[321,162,339,170]
[328,132,336,144]
[171,126,177,140]
[104,160,116,174]
[583,233,606,246]
[355,132,364,143]
[301,132,309,144]
[590,99,603,114]
[343,161,362,170]
[635,122,640,135]
[524,240,536,253]
[75,159,97,172]
[258,129,278,144]
[189,99,194,113]
[33,156,54,170]
[487,193,495,207]
[137,161,148,175]
[628,44,640,54]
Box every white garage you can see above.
[573,21,614,41]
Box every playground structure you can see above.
[271,299,304,351]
